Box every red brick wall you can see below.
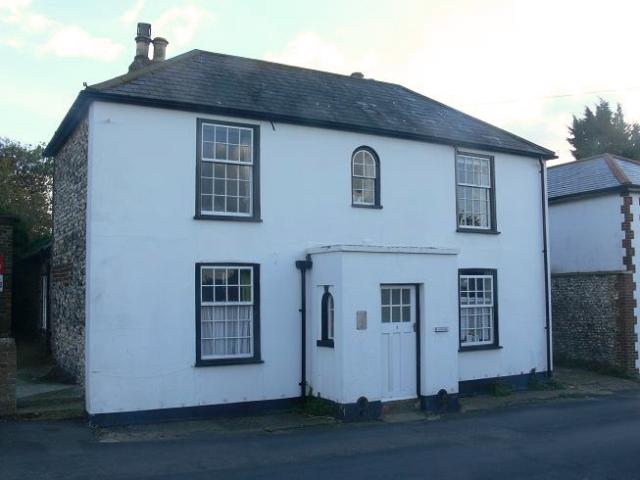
[619,194,638,372]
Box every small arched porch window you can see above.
[317,287,335,348]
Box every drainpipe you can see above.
[295,256,313,398]
[539,158,552,377]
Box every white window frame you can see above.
[327,293,335,340]
[352,149,378,206]
[456,153,493,230]
[200,123,254,217]
[199,265,254,360]
[459,273,496,347]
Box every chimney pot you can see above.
[350,72,364,79]
[137,22,151,38]
[152,37,169,62]
[129,22,153,72]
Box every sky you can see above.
[1,0,640,165]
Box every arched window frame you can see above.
[317,287,335,348]
[351,146,381,208]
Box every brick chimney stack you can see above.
[128,22,152,72]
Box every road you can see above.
[2,391,640,479]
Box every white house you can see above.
[44,24,554,425]
[548,153,640,374]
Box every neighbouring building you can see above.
[44,23,554,425]
[548,153,640,374]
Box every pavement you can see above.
[14,339,84,420]
[2,389,640,479]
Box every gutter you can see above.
[295,256,313,398]
[539,158,552,377]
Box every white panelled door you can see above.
[380,285,417,400]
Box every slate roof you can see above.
[44,49,555,158]
[547,153,640,201]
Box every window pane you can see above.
[240,129,252,146]
[227,197,238,213]
[239,166,251,180]
[202,195,212,212]
[391,289,400,304]
[214,179,225,195]
[239,197,250,213]
[402,306,410,322]
[228,144,239,162]
[201,178,213,194]
[381,289,390,305]
[381,306,390,323]
[215,126,227,143]
[215,143,227,159]
[202,286,213,302]
[202,162,213,178]
[228,128,240,145]
[202,269,214,285]
[203,142,214,159]
[240,145,251,163]
[203,125,215,142]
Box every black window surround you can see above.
[317,287,334,348]
[455,149,499,234]
[194,118,261,222]
[351,146,382,209]
[458,268,501,352]
[195,262,262,366]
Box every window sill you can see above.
[316,339,334,348]
[352,204,383,210]
[195,358,264,367]
[194,214,262,223]
[459,345,502,352]
[456,228,500,235]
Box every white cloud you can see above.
[121,0,145,25]
[40,25,123,61]
[0,0,30,12]
[265,1,640,164]
[154,5,213,48]
[265,31,380,77]
[0,1,124,62]
[0,37,22,48]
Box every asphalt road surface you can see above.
[2,390,640,479]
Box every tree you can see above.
[0,138,52,253]
[568,99,640,160]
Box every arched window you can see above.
[318,288,335,348]
[351,147,381,208]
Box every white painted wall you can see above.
[307,248,460,404]
[549,195,623,274]
[85,101,548,415]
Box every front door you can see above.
[380,285,417,400]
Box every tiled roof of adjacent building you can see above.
[44,49,555,159]
[547,153,640,201]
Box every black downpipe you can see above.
[539,158,552,377]
[295,256,313,398]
